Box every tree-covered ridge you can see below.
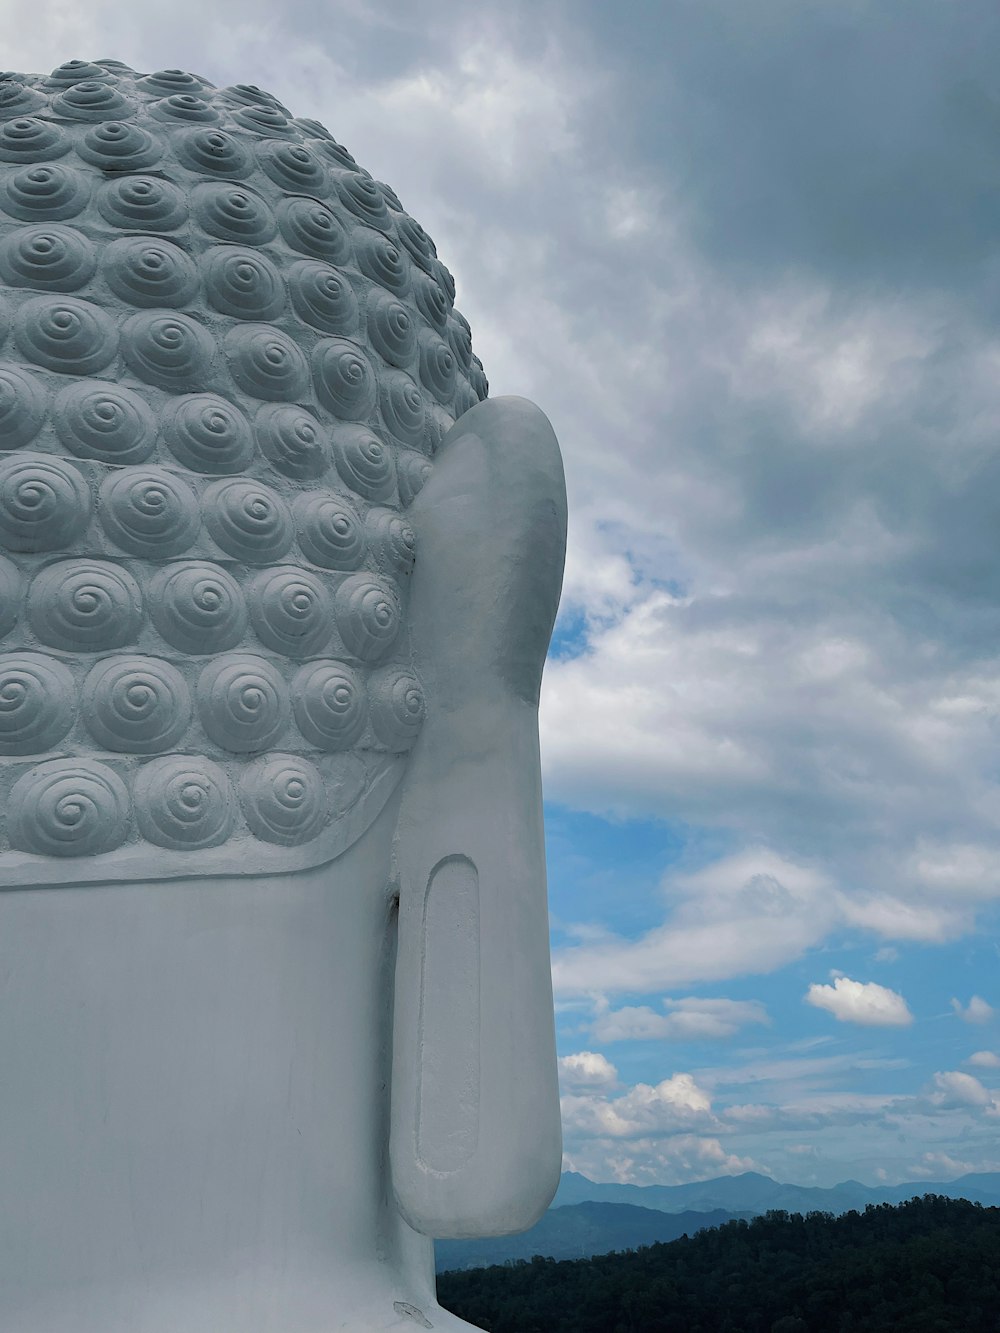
[436,1195,1000,1333]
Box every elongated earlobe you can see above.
[390,396,567,1239]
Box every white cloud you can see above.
[837,895,970,943]
[592,997,769,1043]
[565,1135,757,1189]
[562,1072,713,1140]
[805,977,914,1027]
[951,996,995,1024]
[558,1051,619,1089]
[909,1152,983,1179]
[559,1043,1000,1188]
[912,843,1000,899]
[363,41,580,182]
[968,1051,1000,1068]
[603,185,662,242]
[590,1006,676,1042]
[722,1091,899,1134]
[553,850,836,994]
[741,289,935,433]
[699,1050,877,1093]
[559,1065,766,1185]
[563,1135,761,1187]
[928,1070,997,1110]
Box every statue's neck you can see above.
[0,794,442,1331]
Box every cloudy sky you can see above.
[10,0,1000,1190]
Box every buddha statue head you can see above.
[0,60,566,1332]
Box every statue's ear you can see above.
[389,396,566,1239]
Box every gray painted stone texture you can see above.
[0,60,566,1331]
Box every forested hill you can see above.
[436,1195,1000,1333]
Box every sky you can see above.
[6,0,1000,1190]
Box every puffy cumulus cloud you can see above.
[563,1135,762,1188]
[559,1065,766,1183]
[968,1050,1000,1069]
[558,1050,618,1090]
[559,1046,1000,1186]
[553,850,837,994]
[951,996,996,1024]
[591,996,769,1043]
[805,978,914,1028]
[927,1070,998,1111]
[562,1072,713,1141]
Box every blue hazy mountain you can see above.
[553,1169,1000,1214]
[435,1201,744,1272]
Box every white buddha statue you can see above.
[0,59,566,1332]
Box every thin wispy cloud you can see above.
[592,998,770,1044]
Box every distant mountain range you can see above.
[554,1168,1000,1215]
[434,1170,1000,1272]
[435,1201,745,1272]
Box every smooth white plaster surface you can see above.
[0,60,567,1331]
